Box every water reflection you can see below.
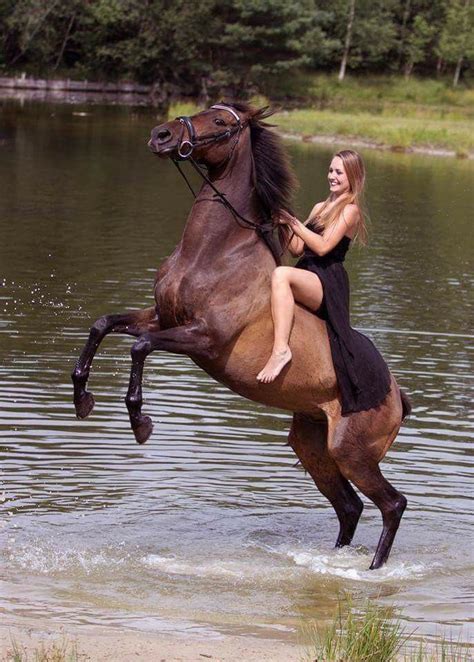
[0,101,473,643]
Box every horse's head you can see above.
[148,103,259,167]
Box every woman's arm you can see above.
[287,231,304,256]
[278,203,324,257]
[280,204,358,256]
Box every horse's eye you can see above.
[214,118,226,126]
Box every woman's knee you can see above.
[271,266,292,287]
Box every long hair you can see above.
[308,150,368,245]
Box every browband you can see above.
[210,104,241,124]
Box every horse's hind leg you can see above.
[72,307,158,419]
[328,416,407,569]
[289,413,364,548]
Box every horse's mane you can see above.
[226,102,298,262]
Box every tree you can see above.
[338,0,355,81]
[402,13,434,77]
[437,0,474,86]
[393,0,447,76]
[322,0,397,77]
[208,0,317,95]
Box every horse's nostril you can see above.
[157,128,171,142]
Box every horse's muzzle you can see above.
[148,125,176,156]
[148,140,178,158]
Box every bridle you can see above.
[171,104,282,262]
[175,103,244,161]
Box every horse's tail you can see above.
[400,389,412,421]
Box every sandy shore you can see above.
[0,624,305,661]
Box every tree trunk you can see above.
[436,56,443,76]
[404,60,413,79]
[10,0,60,65]
[397,0,411,71]
[198,75,210,105]
[338,0,356,82]
[53,12,76,71]
[453,56,463,87]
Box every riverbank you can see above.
[0,624,304,661]
[1,74,472,157]
[274,108,473,158]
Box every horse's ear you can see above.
[252,106,273,120]
[251,105,278,127]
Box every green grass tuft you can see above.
[300,597,473,662]
[301,597,408,662]
[4,636,81,662]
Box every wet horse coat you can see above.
[72,103,410,569]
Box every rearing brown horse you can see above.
[72,102,410,570]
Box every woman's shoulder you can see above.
[341,203,360,225]
[340,204,360,240]
[342,203,359,217]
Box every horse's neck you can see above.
[179,135,267,261]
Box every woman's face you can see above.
[328,156,350,196]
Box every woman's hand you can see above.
[278,210,300,228]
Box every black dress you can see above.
[295,226,391,415]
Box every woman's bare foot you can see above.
[256,347,292,383]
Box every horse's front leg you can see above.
[125,319,216,444]
[72,307,158,419]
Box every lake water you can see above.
[0,101,473,647]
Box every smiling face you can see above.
[328,156,350,196]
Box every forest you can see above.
[0,0,473,102]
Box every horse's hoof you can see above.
[133,416,153,444]
[75,391,95,419]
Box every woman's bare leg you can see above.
[256,266,324,383]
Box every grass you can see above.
[3,637,82,662]
[274,108,474,154]
[270,75,474,155]
[300,597,409,662]
[167,77,473,156]
[400,639,474,662]
[265,73,474,114]
[300,596,473,662]
[167,100,202,120]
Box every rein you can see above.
[171,105,282,262]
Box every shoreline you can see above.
[0,82,472,160]
[279,130,469,159]
[0,623,304,661]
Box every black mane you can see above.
[228,102,298,262]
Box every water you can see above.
[0,101,473,645]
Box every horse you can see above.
[71,102,411,570]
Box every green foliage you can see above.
[403,14,435,75]
[0,0,473,93]
[275,81,474,154]
[438,0,474,65]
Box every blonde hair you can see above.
[308,150,368,245]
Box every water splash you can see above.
[286,546,439,582]
[8,541,132,576]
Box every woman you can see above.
[256,149,391,416]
